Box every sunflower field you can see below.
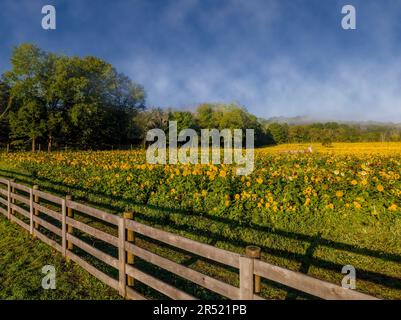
[1,142,400,223]
[0,142,400,299]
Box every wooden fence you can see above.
[0,176,378,300]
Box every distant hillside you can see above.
[261,116,318,125]
[261,116,401,127]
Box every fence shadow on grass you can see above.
[1,167,400,299]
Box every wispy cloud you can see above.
[1,0,401,121]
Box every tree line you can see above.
[1,44,401,152]
[264,122,401,146]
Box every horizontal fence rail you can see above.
[0,176,379,300]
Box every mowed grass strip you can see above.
[0,216,121,300]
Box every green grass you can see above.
[0,216,121,300]
[0,160,400,300]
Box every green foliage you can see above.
[134,103,274,147]
[169,111,197,132]
[0,81,10,143]
[193,103,273,146]
[9,101,47,150]
[2,44,146,151]
[196,104,215,128]
[267,123,289,144]
[286,122,401,144]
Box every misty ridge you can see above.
[263,115,401,127]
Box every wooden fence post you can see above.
[33,185,39,234]
[61,199,67,257]
[7,179,11,220]
[246,246,261,294]
[118,216,127,298]
[66,195,73,262]
[239,255,254,300]
[124,211,135,287]
[29,188,34,235]
[10,179,15,217]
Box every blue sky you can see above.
[1,0,401,122]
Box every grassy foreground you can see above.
[0,216,120,300]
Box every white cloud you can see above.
[3,0,401,122]
[123,50,401,122]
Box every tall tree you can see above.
[169,111,196,132]
[9,101,46,151]
[3,44,50,151]
[267,123,289,144]
[196,104,215,128]
[2,44,146,150]
[0,81,11,144]
[134,108,169,147]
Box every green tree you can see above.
[53,56,145,148]
[170,111,196,132]
[133,108,169,147]
[3,44,50,151]
[268,123,289,144]
[195,104,215,128]
[3,44,146,150]
[194,103,272,146]
[0,81,11,145]
[9,101,46,151]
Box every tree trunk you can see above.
[32,137,36,152]
[48,136,52,153]
[142,138,146,149]
[0,95,13,120]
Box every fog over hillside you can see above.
[262,115,401,127]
